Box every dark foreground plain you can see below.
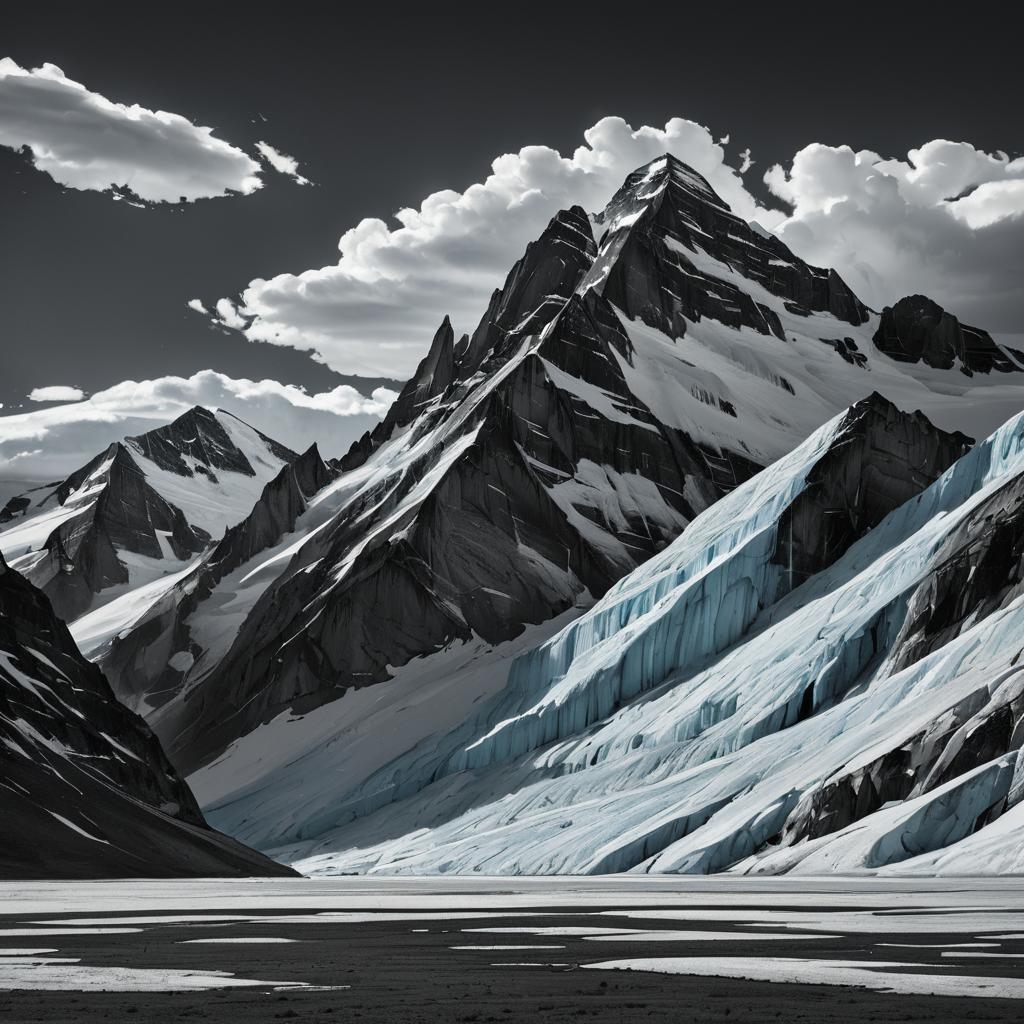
[2,877,1023,1023]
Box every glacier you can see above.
[207,399,1024,876]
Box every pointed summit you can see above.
[588,153,868,339]
[461,204,597,373]
[126,405,295,478]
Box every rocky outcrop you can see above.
[0,553,295,878]
[345,205,599,469]
[873,294,1019,375]
[772,394,972,586]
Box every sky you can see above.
[1,3,1022,478]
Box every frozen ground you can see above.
[2,877,1024,1021]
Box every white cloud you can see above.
[256,140,310,185]
[764,140,1024,330]
[0,57,262,202]
[187,298,209,315]
[210,119,1024,379]
[949,179,1024,230]
[28,385,86,403]
[213,117,765,378]
[215,297,248,329]
[0,370,397,479]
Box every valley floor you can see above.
[2,876,1023,1022]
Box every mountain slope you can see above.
[102,155,1024,845]
[0,552,295,878]
[252,396,1024,876]
[0,406,296,621]
[78,443,339,715]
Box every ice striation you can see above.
[239,399,1024,876]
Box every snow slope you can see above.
[223,398,1024,876]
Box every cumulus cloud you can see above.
[0,370,397,479]
[215,297,248,329]
[0,57,263,202]
[187,298,209,315]
[213,117,765,378]
[28,385,86,403]
[765,139,1024,330]
[256,140,310,185]
[210,118,1024,379]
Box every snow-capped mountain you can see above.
[80,442,338,714]
[0,406,296,621]
[245,395,1024,876]
[0,552,295,878]
[90,155,1024,858]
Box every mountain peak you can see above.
[124,404,295,479]
[874,294,1020,376]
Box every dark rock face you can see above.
[102,445,338,712]
[39,443,210,621]
[873,294,1019,375]
[596,156,868,341]
[776,462,1024,852]
[889,472,1024,675]
[0,554,294,878]
[462,205,599,374]
[126,406,295,478]
[773,393,972,588]
[347,205,600,465]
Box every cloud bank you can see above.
[0,57,263,202]
[0,370,397,479]
[208,117,1024,378]
[28,386,86,403]
[765,139,1024,334]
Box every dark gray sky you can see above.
[2,2,1021,411]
